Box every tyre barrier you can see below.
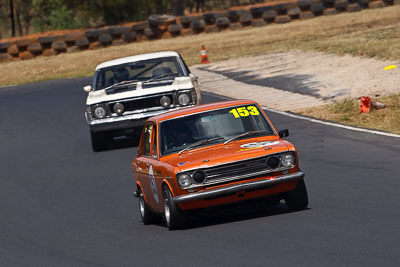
[311,3,325,15]
[288,7,301,19]
[252,19,267,27]
[98,34,112,46]
[52,41,67,54]
[226,10,242,22]
[275,15,292,23]
[369,0,385,7]
[335,0,349,11]
[240,12,253,26]
[28,43,42,54]
[323,7,338,14]
[203,12,225,25]
[190,20,206,33]
[347,2,363,11]
[168,24,183,36]
[263,10,277,23]
[0,0,397,62]
[216,17,230,29]
[180,15,202,28]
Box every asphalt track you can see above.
[0,77,399,267]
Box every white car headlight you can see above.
[281,153,295,168]
[177,92,190,106]
[113,103,124,114]
[93,105,107,119]
[178,173,192,187]
[160,96,171,107]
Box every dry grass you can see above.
[1,5,400,86]
[298,94,400,134]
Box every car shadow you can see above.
[100,136,140,152]
[182,200,311,230]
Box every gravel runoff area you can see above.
[192,51,400,111]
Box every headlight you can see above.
[93,105,107,119]
[281,153,295,168]
[192,170,206,183]
[178,173,192,187]
[160,96,171,107]
[266,156,280,170]
[113,103,124,114]
[177,92,190,106]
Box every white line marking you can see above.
[262,106,400,138]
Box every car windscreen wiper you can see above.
[144,73,178,83]
[224,130,269,145]
[105,80,139,91]
[178,137,225,155]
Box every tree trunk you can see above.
[172,0,184,16]
[9,0,16,37]
[15,2,23,36]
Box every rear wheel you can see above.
[90,131,110,152]
[138,187,158,225]
[285,179,309,211]
[163,185,187,230]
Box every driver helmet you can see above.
[114,67,129,82]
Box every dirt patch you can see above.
[198,51,400,101]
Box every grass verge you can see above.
[298,94,400,134]
[1,5,400,86]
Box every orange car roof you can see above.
[150,99,259,123]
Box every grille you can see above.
[205,155,283,182]
[180,152,295,189]
[108,93,174,113]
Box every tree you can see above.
[9,0,15,36]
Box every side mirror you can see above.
[83,85,92,93]
[278,129,289,138]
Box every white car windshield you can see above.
[93,56,185,90]
[159,104,275,156]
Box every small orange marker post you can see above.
[200,45,209,64]
[360,96,370,113]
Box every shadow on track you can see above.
[140,198,310,230]
[94,135,141,152]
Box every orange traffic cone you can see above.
[360,96,370,113]
[201,45,209,64]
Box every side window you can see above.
[152,125,158,159]
[142,124,153,156]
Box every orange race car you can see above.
[132,100,308,230]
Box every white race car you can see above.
[84,51,201,151]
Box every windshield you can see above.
[93,56,185,90]
[160,104,275,156]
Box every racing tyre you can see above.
[163,185,187,230]
[90,131,109,152]
[285,179,309,211]
[138,187,158,225]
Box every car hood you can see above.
[86,76,193,105]
[161,137,294,172]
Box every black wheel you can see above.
[138,187,158,225]
[90,130,110,152]
[285,179,309,211]
[163,185,187,230]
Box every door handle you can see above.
[137,160,140,165]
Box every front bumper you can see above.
[87,105,195,132]
[173,172,305,204]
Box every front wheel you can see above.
[163,185,187,230]
[285,179,309,211]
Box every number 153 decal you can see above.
[229,106,260,118]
